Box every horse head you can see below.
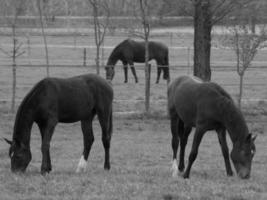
[5,138,32,173]
[230,134,256,179]
[105,65,115,81]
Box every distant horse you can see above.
[168,75,256,179]
[105,39,170,83]
[5,74,113,174]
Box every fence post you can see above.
[83,48,86,66]
[148,63,151,80]
[101,39,105,67]
[26,33,31,65]
[170,33,173,47]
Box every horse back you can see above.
[119,39,168,64]
[148,41,168,61]
[29,74,113,123]
[168,76,232,128]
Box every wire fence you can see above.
[0,33,267,123]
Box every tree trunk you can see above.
[238,73,244,109]
[11,25,16,113]
[96,45,100,75]
[37,0,50,77]
[11,62,16,113]
[145,38,150,113]
[139,0,151,113]
[193,0,212,81]
[92,2,100,75]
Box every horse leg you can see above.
[76,117,95,173]
[97,108,112,170]
[123,63,128,83]
[170,114,179,177]
[156,65,162,84]
[178,126,192,172]
[216,128,233,176]
[38,118,57,175]
[183,127,205,179]
[129,62,138,83]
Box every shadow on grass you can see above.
[162,194,180,200]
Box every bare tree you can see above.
[124,0,157,112]
[139,0,151,112]
[177,0,252,81]
[88,0,110,75]
[0,0,25,112]
[37,0,50,77]
[222,24,267,108]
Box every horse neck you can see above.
[223,102,249,145]
[107,49,120,66]
[107,58,117,66]
[13,105,34,148]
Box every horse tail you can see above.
[108,106,113,136]
[164,48,170,81]
[165,48,169,66]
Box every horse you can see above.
[4,74,113,174]
[105,39,170,84]
[167,75,256,179]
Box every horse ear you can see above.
[3,138,12,145]
[246,134,252,142]
[246,133,257,143]
[251,134,257,142]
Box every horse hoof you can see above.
[172,171,178,178]
[183,172,190,179]
[76,167,86,173]
[76,156,87,173]
[227,171,234,176]
[171,160,178,177]
[104,164,110,170]
[178,166,184,172]
[41,170,50,176]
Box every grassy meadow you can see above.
[0,115,267,200]
[0,32,267,199]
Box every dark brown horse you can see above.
[5,74,113,174]
[105,39,169,83]
[168,75,256,179]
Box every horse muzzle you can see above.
[237,169,250,179]
[11,166,27,173]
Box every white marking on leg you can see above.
[76,155,87,173]
[171,159,178,177]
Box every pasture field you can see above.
[0,32,267,199]
[0,116,267,200]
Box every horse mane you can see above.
[107,39,131,66]
[216,90,249,142]
[13,80,45,142]
[212,83,233,101]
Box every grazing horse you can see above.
[168,75,256,179]
[5,74,113,174]
[105,39,170,83]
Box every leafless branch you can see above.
[15,50,25,58]
[0,47,11,57]
[15,42,23,52]
[177,0,193,17]
[211,0,251,25]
